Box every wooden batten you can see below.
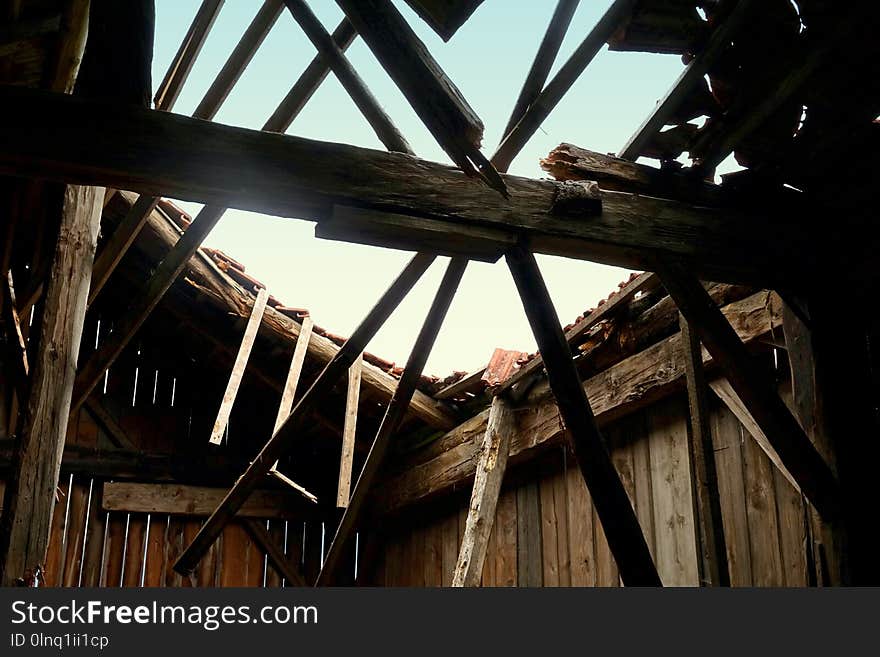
[337,355,363,508]
[209,287,269,445]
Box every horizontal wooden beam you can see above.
[0,86,811,286]
[376,290,783,515]
[102,482,315,520]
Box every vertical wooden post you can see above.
[506,245,661,586]
[679,313,730,586]
[0,184,103,586]
[452,396,515,587]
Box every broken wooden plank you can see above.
[317,257,468,586]
[336,354,363,508]
[452,396,515,586]
[284,0,412,155]
[680,314,729,586]
[243,518,306,586]
[102,482,315,520]
[506,245,660,586]
[209,287,270,445]
[0,86,813,287]
[655,259,839,520]
[153,0,225,111]
[0,185,103,586]
[491,0,637,173]
[173,253,436,575]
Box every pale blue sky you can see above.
[151,1,690,375]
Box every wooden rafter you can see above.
[284,0,412,155]
[243,519,306,587]
[153,0,225,111]
[491,0,637,173]
[335,0,504,194]
[0,87,815,287]
[173,253,436,575]
[654,259,840,521]
[506,245,660,586]
[317,257,468,586]
[209,287,269,445]
[501,0,580,142]
[452,396,514,587]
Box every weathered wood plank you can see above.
[565,457,596,586]
[741,422,784,586]
[0,185,103,586]
[209,287,269,444]
[451,396,514,586]
[102,482,317,520]
[515,480,542,587]
[336,355,362,508]
[0,85,812,286]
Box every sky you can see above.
[150,0,690,376]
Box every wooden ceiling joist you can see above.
[317,257,468,586]
[173,253,437,576]
[0,86,813,286]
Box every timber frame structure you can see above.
[0,0,877,587]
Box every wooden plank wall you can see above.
[0,470,332,587]
[369,394,810,587]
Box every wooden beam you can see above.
[284,0,412,155]
[451,396,514,586]
[617,0,758,160]
[501,0,579,141]
[336,355,362,508]
[0,184,103,586]
[491,0,636,173]
[243,519,306,586]
[679,314,729,586]
[0,86,812,287]
[193,0,284,121]
[49,0,90,94]
[82,397,136,450]
[3,271,29,396]
[335,0,505,194]
[209,287,270,445]
[173,253,436,575]
[153,0,225,111]
[273,316,313,432]
[506,245,660,586]
[434,368,486,400]
[378,290,783,515]
[316,257,468,586]
[102,482,315,520]
[654,259,840,520]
